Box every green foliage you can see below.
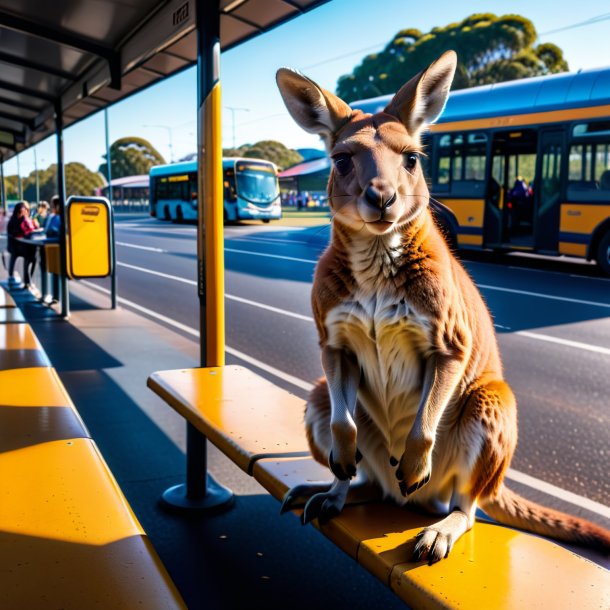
[223,140,303,170]
[336,13,569,102]
[6,163,104,203]
[99,136,166,179]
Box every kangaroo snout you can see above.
[364,184,397,210]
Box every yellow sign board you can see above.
[65,196,113,279]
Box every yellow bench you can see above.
[148,365,610,610]
[0,289,186,609]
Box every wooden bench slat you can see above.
[0,367,77,407]
[147,366,309,472]
[0,324,44,350]
[0,307,25,324]
[0,324,51,368]
[0,289,16,308]
[0,438,186,609]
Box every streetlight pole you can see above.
[34,147,40,204]
[16,153,22,200]
[143,124,174,163]
[224,106,249,148]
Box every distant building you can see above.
[96,175,149,210]
[279,157,330,200]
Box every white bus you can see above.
[149,158,282,223]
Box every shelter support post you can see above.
[55,103,70,318]
[161,0,233,513]
[0,155,5,214]
[105,109,117,309]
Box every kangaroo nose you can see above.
[364,185,396,209]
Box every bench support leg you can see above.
[161,423,234,513]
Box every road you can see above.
[78,214,610,532]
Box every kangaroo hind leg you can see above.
[413,379,517,564]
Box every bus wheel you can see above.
[596,231,610,276]
[175,206,183,223]
[262,219,270,224]
[164,205,171,221]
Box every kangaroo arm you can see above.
[321,345,361,479]
[396,353,465,495]
[411,353,464,447]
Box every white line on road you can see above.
[478,283,610,309]
[116,261,610,356]
[225,247,318,264]
[506,468,610,520]
[116,241,166,253]
[77,279,610,519]
[116,261,314,321]
[514,331,610,355]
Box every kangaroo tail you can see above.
[480,485,610,552]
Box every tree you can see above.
[336,14,569,102]
[99,136,166,179]
[17,163,104,202]
[223,140,303,170]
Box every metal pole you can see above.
[55,102,69,318]
[104,108,113,207]
[34,147,40,204]
[16,153,22,200]
[161,0,233,513]
[0,156,5,214]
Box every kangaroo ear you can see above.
[276,68,352,144]
[384,50,457,136]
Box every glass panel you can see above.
[235,162,279,204]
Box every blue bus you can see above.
[353,66,610,275]
[149,158,282,223]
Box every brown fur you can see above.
[277,53,610,562]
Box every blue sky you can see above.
[5,0,610,178]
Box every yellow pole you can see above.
[202,81,225,367]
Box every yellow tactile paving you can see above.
[148,366,310,472]
[0,438,186,609]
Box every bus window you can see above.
[567,141,610,200]
[434,132,487,197]
[224,168,237,202]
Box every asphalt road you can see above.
[77,214,610,533]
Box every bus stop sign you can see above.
[65,196,114,279]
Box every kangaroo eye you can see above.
[333,154,353,176]
[403,153,418,171]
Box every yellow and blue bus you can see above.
[354,66,610,275]
[149,158,282,223]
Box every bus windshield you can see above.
[235,161,279,204]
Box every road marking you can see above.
[116,241,166,253]
[116,261,610,355]
[116,261,314,321]
[505,469,610,519]
[232,235,318,246]
[478,283,610,309]
[117,261,196,284]
[76,279,610,520]
[225,247,318,264]
[226,293,314,322]
[514,331,610,355]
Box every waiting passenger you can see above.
[6,201,38,288]
[46,196,62,237]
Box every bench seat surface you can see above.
[149,365,610,610]
[0,438,185,609]
[0,288,16,307]
[0,323,51,368]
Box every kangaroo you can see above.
[275,51,610,564]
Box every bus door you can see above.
[534,129,564,253]
[484,129,538,249]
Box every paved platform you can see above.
[3,279,406,610]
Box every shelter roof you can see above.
[0,0,329,160]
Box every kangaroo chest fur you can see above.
[324,235,433,463]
